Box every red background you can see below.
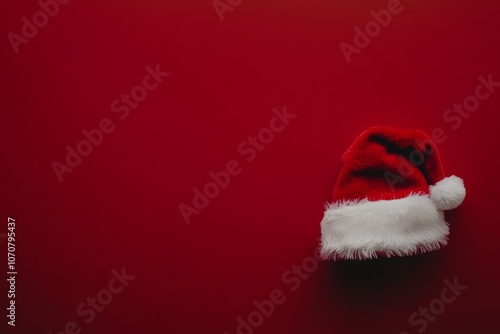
[1,0,499,333]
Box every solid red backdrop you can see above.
[0,0,499,333]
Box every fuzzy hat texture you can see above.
[320,126,466,260]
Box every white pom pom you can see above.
[429,175,466,210]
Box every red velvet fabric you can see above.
[332,127,445,202]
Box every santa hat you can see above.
[320,126,466,260]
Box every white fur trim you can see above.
[320,193,449,260]
[429,175,466,210]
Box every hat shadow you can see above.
[322,251,444,310]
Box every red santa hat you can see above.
[320,126,466,260]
